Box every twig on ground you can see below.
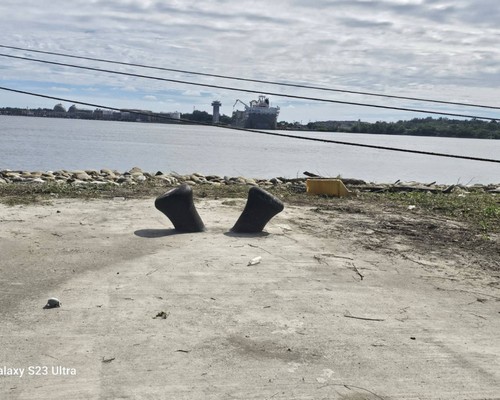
[436,287,500,300]
[322,253,354,260]
[146,268,159,276]
[349,263,364,280]
[344,311,385,322]
[469,313,487,320]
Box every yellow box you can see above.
[306,179,350,197]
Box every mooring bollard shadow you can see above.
[134,228,179,238]
[223,231,270,238]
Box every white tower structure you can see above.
[211,100,221,124]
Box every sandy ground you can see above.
[0,196,499,400]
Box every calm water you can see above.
[0,116,499,184]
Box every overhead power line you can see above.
[1,52,499,122]
[1,43,499,111]
[1,85,499,164]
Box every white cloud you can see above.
[49,87,71,92]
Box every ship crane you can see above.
[233,99,249,109]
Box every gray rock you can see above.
[44,297,61,309]
[134,175,147,182]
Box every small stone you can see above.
[44,297,61,309]
[206,175,222,181]
[153,311,170,319]
[155,175,171,184]
[75,173,91,181]
[190,174,201,183]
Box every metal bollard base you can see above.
[154,184,205,233]
[231,187,284,233]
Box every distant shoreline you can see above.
[2,110,500,140]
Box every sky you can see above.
[1,0,500,123]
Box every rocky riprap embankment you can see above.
[0,168,499,194]
[0,168,294,188]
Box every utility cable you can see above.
[1,43,499,111]
[1,52,499,122]
[1,85,499,164]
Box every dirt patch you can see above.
[303,196,499,274]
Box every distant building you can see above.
[211,100,221,124]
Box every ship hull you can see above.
[244,113,278,130]
[231,111,278,130]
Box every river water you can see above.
[0,116,499,184]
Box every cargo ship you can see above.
[231,96,280,130]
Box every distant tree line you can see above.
[180,110,231,124]
[306,117,500,139]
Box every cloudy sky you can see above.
[1,0,500,122]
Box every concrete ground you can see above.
[0,197,499,399]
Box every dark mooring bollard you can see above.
[154,184,205,233]
[231,187,284,233]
